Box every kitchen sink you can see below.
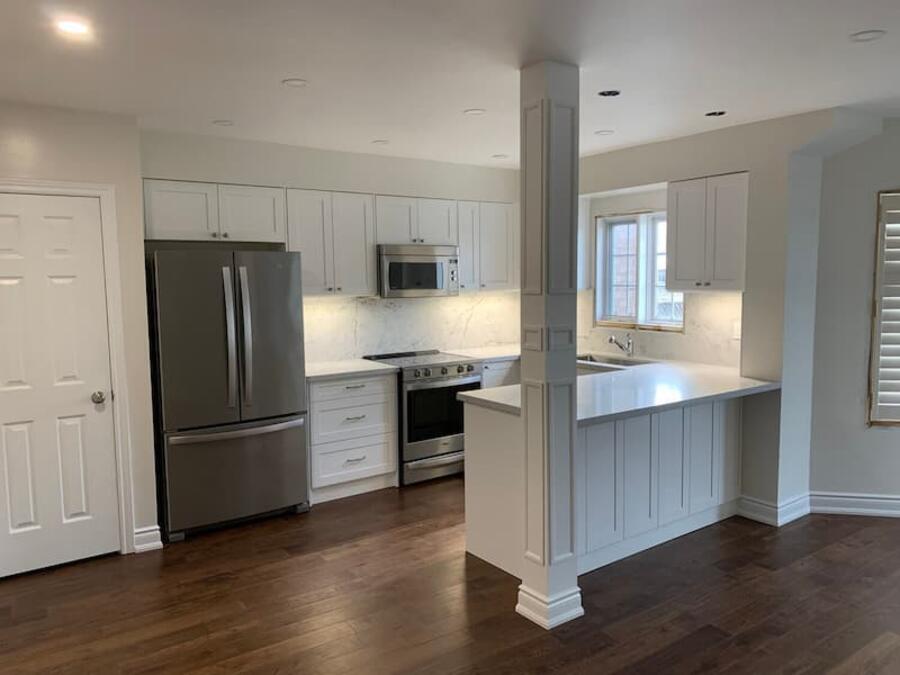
[576,353,656,375]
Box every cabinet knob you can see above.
[222,232,230,239]
[211,232,219,239]
[336,287,342,292]
[326,287,333,292]
[480,283,486,288]
[694,281,702,286]
[704,281,711,286]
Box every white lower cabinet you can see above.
[578,399,741,564]
[308,373,398,500]
[481,358,520,388]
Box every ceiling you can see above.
[1,0,899,168]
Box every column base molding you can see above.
[515,584,584,630]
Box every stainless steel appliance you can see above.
[147,247,308,541]
[378,244,459,298]
[363,351,482,484]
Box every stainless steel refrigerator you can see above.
[148,248,308,541]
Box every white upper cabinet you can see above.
[217,184,286,243]
[287,189,333,295]
[287,189,376,297]
[417,198,458,245]
[478,202,514,290]
[144,180,219,240]
[331,192,376,296]
[375,196,418,244]
[666,172,748,291]
[457,201,479,291]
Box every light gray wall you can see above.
[811,119,900,497]
[578,188,742,367]
[0,100,156,534]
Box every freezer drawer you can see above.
[162,415,308,536]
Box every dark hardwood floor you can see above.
[3,478,900,674]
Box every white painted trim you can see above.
[134,526,163,553]
[738,493,809,527]
[515,584,584,630]
[810,491,900,517]
[0,177,143,555]
[309,472,398,505]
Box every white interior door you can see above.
[0,193,120,577]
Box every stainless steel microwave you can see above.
[378,244,459,298]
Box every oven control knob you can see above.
[423,368,432,377]
[457,365,465,374]
[441,367,448,375]
[466,364,474,372]
[414,369,421,378]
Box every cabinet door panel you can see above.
[667,178,707,290]
[706,172,748,290]
[375,196,417,244]
[656,408,688,525]
[287,189,333,295]
[716,399,742,504]
[218,185,286,243]
[332,192,375,296]
[479,202,514,290]
[457,201,479,291]
[417,198,458,245]
[585,421,623,551]
[621,415,657,538]
[687,402,718,513]
[144,179,219,241]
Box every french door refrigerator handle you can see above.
[239,265,253,406]
[168,417,305,445]
[222,267,238,408]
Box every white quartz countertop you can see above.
[306,359,398,381]
[446,344,521,361]
[458,362,780,424]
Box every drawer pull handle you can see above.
[345,455,367,464]
[344,414,367,422]
[345,384,366,390]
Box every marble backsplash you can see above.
[303,291,521,362]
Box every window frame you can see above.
[593,211,685,333]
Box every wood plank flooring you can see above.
[3,477,900,673]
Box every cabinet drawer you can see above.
[482,360,520,388]
[310,375,394,403]
[311,433,396,488]
[310,395,396,444]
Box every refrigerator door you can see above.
[163,414,308,535]
[235,251,306,420]
[154,250,241,431]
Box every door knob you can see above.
[91,391,106,405]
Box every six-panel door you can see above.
[0,193,121,577]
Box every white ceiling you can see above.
[1,0,899,168]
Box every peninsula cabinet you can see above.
[457,201,517,292]
[286,189,376,297]
[144,179,286,243]
[666,172,748,292]
[375,196,458,245]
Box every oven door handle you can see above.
[406,451,465,471]
[403,375,482,392]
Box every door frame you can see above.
[0,178,142,555]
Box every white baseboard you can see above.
[738,493,809,527]
[811,491,900,517]
[309,472,398,505]
[133,525,163,553]
[515,584,584,630]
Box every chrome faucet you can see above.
[608,332,634,357]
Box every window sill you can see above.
[594,319,684,334]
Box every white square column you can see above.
[516,61,583,629]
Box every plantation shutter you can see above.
[870,192,900,422]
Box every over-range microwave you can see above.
[378,244,459,298]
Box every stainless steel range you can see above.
[363,350,482,485]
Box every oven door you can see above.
[380,255,458,298]
[402,375,481,462]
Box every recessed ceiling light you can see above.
[594,129,615,136]
[281,78,308,88]
[491,154,509,159]
[598,90,621,97]
[705,110,727,117]
[463,108,487,116]
[211,119,234,127]
[371,139,389,145]
[849,29,887,43]
[55,18,92,38]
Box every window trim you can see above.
[593,212,685,333]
